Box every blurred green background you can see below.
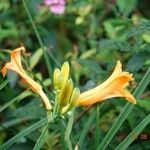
[0,0,150,149]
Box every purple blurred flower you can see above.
[44,0,66,14]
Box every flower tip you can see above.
[130,73,134,81]
[61,61,70,83]
[1,63,10,77]
[126,93,137,105]
[63,61,69,68]
[11,46,25,55]
[117,60,122,67]
[1,68,6,77]
[131,99,137,105]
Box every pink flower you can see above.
[44,0,66,14]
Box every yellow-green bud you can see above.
[60,61,69,88]
[58,79,73,106]
[61,103,70,114]
[53,68,61,91]
[69,87,80,108]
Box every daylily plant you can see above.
[1,47,136,114]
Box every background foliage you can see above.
[0,0,150,149]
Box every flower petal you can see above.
[11,47,25,73]
[77,61,136,106]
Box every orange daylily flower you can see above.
[1,47,52,111]
[77,61,137,106]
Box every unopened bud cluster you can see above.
[53,62,80,114]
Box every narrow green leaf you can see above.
[30,48,43,69]
[33,123,49,150]
[78,110,96,147]
[58,119,67,150]
[0,90,32,112]
[117,0,136,16]
[98,67,150,150]
[0,74,15,90]
[0,117,48,150]
[115,114,150,150]
[0,116,38,131]
[64,109,75,150]
[22,0,52,78]
[95,105,100,148]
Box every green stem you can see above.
[64,109,75,150]
[33,123,49,150]
[58,119,67,150]
[22,0,57,78]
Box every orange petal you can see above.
[11,47,25,73]
[1,62,13,77]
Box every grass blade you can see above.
[22,0,52,77]
[64,109,75,150]
[0,116,38,131]
[94,104,100,148]
[0,74,15,90]
[78,110,96,148]
[0,117,48,150]
[0,90,32,112]
[22,0,61,69]
[115,114,150,150]
[58,119,67,150]
[98,67,150,150]
[33,123,49,150]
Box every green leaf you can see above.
[0,90,32,112]
[64,109,75,150]
[117,0,137,16]
[0,117,38,131]
[78,59,102,81]
[58,119,67,150]
[33,123,49,150]
[0,74,15,91]
[22,0,53,78]
[115,114,150,150]
[30,48,43,69]
[127,21,150,38]
[99,39,132,51]
[0,117,48,150]
[78,110,96,148]
[138,98,150,111]
[126,54,144,72]
[9,100,46,119]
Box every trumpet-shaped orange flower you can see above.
[1,47,52,111]
[77,61,137,106]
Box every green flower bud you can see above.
[60,61,69,88]
[58,79,73,106]
[69,87,80,108]
[53,68,61,91]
